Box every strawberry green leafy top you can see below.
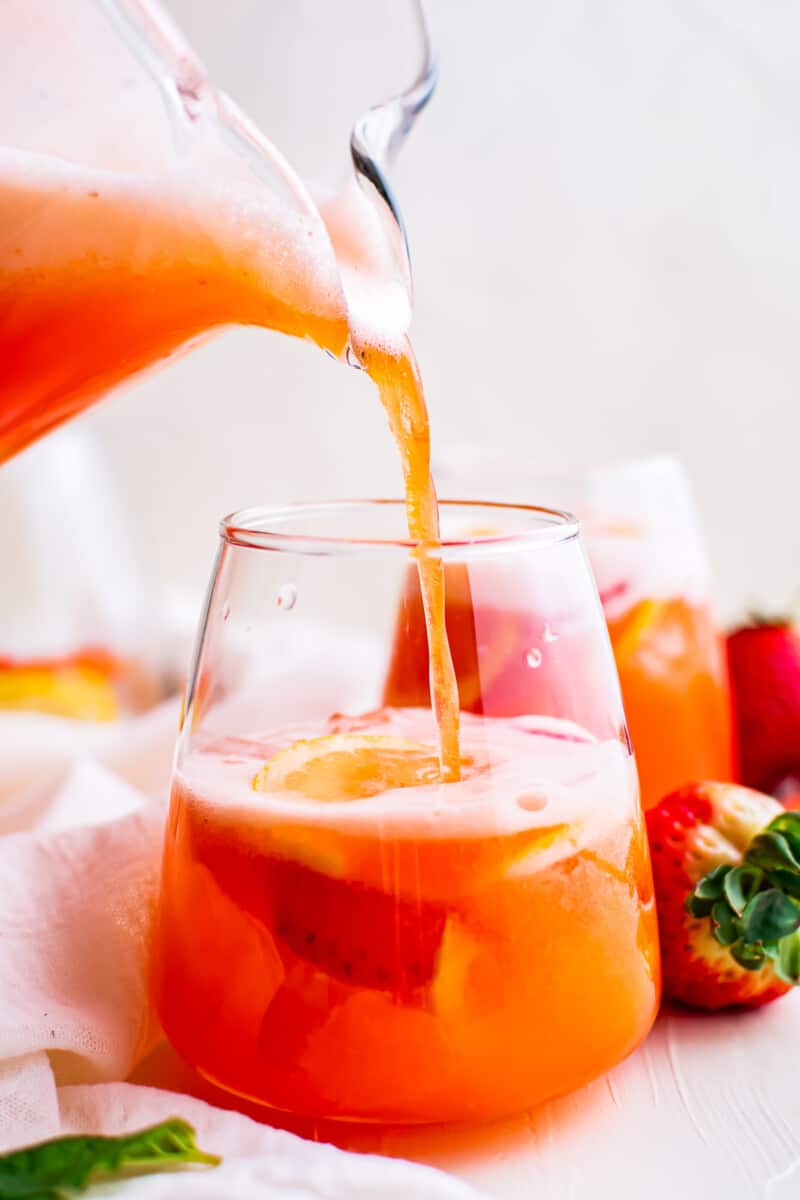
[686,811,800,984]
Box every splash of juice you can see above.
[0,148,460,775]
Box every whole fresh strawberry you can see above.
[727,619,800,795]
[647,782,800,1009]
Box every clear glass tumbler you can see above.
[152,500,660,1124]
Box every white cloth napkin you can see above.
[0,704,484,1199]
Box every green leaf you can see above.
[694,864,733,901]
[766,867,800,900]
[711,900,741,946]
[685,892,714,918]
[776,932,800,985]
[741,890,800,943]
[746,832,800,873]
[745,611,792,629]
[0,1119,219,1199]
[723,865,764,916]
[730,940,766,971]
[766,813,800,864]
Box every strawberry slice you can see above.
[188,830,448,997]
[267,857,447,996]
[383,562,487,712]
[382,563,608,731]
[190,731,453,998]
[646,782,800,1009]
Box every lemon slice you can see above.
[465,525,502,538]
[592,519,645,538]
[0,664,118,721]
[612,599,666,667]
[431,919,479,1016]
[253,733,445,801]
[503,822,578,878]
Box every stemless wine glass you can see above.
[437,451,735,811]
[0,424,166,720]
[152,500,660,1124]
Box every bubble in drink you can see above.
[526,648,543,669]
[277,584,297,610]
[517,791,548,812]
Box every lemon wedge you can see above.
[0,664,118,721]
[612,599,666,667]
[253,733,446,801]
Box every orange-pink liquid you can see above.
[153,711,659,1123]
[385,564,734,810]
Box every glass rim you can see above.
[219,499,580,556]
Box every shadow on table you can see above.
[130,1038,548,1167]
[132,998,800,1196]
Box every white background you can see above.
[34,1,800,620]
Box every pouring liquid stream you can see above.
[352,335,461,782]
[0,36,461,779]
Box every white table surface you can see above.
[337,997,800,1200]
[138,992,800,1199]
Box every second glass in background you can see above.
[435,451,735,810]
[0,425,171,721]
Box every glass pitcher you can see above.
[0,0,433,464]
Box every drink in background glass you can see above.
[0,425,167,719]
[425,451,734,810]
[152,500,660,1124]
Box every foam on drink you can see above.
[177,708,634,847]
